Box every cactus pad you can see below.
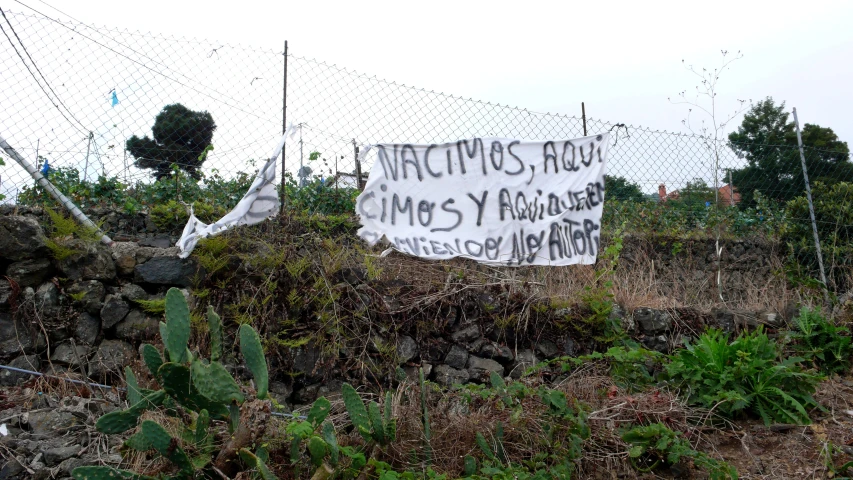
[322,421,340,466]
[95,390,166,434]
[307,435,328,467]
[125,366,142,406]
[190,359,244,404]
[238,324,268,399]
[159,362,229,419]
[164,288,190,363]
[124,430,152,451]
[342,383,371,442]
[368,401,385,444]
[72,466,156,480]
[238,448,278,480]
[307,397,331,427]
[141,344,163,378]
[207,306,223,362]
[141,420,193,473]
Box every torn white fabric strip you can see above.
[176,124,299,258]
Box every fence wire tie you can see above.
[608,123,629,146]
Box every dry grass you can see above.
[272,364,733,479]
[365,233,811,320]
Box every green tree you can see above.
[127,104,216,180]
[604,175,646,202]
[678,177,716,207]
[728,97,852,205]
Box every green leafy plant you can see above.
[533,346,663,393]
[283,171,359,215]
[621,423,737,479]
[666,328,821,424]
[41,207,105,260]
[73,288,275,479]
[194,236,232,278]
[599,346,664,391]
[787,306,853,375]
[286,386,396,480]
[149,199,227,231]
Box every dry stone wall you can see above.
[0,209,792,409]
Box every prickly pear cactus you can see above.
[342,383,371,441]
[72,466,156,480]
[140,343,163,377]
[159,362,230,419]
[191,358,245,404]
[79,287,279,480]
[238,448,277,480]
[341,383,396,446]
[95,390,166,434]
[239,323,269,399]
[164,288,190,363]
[142,420,193,473]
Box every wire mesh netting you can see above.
[1,7,851,285]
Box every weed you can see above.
[45,206,80,238]
[666,328,821,424]
[194,236,231,277]
[786,306,852,375]
[364,253,383,281]
[45,238,78,261]
[285,256,311,279]
[134,298,166,315]
[149,200,227,231]
[42,207,105,259]
[621,423,737,479]
[67,291,88,303]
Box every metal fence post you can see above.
[280,40,288,212]
[792,107,830,301]
[83,131,92,182]
[353,140,363,190]
[0,133,112,245]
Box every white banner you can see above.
[356,134,610,266]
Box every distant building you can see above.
[658,184,680,202]
[327,172,368,189]
[717,184,741,206]
[658,183,740,205]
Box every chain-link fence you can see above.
[1,8,851,286]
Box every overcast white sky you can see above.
[7,0,850,144]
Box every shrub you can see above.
[149,199,227,231]
[666,328,821,425]
[787,306,853,375]
[18,167,130,209]
[18,165,256,215]
[283,173,359,216]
